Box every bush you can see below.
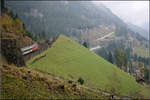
[82,42,88,48]
[1,14,24,35]
[25,30,33,39]
[77,77,84,85]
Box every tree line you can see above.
[95,45,149,84]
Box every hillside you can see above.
[27,35,149,98]
[6,1,126,39]
[127,23,149,40]
[1,13,34,48]
[1,62,108,99]
[0,11,107,99]
[6,1,148,57]
[1,1,149,99]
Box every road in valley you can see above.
[89,32,114,51]
[96,32,114,41]
[89,45,101,51]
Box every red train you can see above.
[21,43,38,55]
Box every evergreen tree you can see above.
[9,11,15,18]
[1,0,5,10]
[25,31,33,39]
[108,52,113,64]
[114,48,128,68]
[95,47,108,60]
[134,54,138,61]
[23,23,26,29]
[78,77,84,85]
[129,60,134,73]
[42,31,46,38]
[144,68,149,84]
[83,41,88,48]
[13,13,18,20]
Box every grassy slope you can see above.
[1,13,105,99]
[2,64,108,99]
[27,35,149,98]
[133,46,149,58]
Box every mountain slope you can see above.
[0,11,108,99]
[6,1,148,51]
[6,1,127,38]
[1,63,108,99]
[27,35,149,98]
[127,23,149,40]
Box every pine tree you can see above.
[83,41,88,48]
[114,48,128,68]
[1,0,5,9]
[13,13,18,20]
[108,52,113,64]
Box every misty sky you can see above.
[93,1,149,31]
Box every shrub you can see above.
[77,77,84,85]
[25,30,33,39]
[82,42,88,48]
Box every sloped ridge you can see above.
[1,64,106,99]
[27,35,149,98]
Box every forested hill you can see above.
[5,0,149,71]
[127,23,149,40]
[6,1,148,49]
[6,1,127,38]
[6,1,149,71]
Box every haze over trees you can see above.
[108,52,113,64]
[114,48,127,68]
[1,0,5,10]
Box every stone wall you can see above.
[1,38,25,66]
[1,37,55,66]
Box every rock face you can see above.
[1,38,25,66]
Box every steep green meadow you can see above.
[1,64,107,99]
[27,35,149,98]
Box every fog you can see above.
[93,1,149,31]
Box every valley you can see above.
[1,1,149,99]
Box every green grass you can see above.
[133,46,149,58]
[27,35,149,98]
[1,64,105,99]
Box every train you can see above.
[21,43,38,55]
